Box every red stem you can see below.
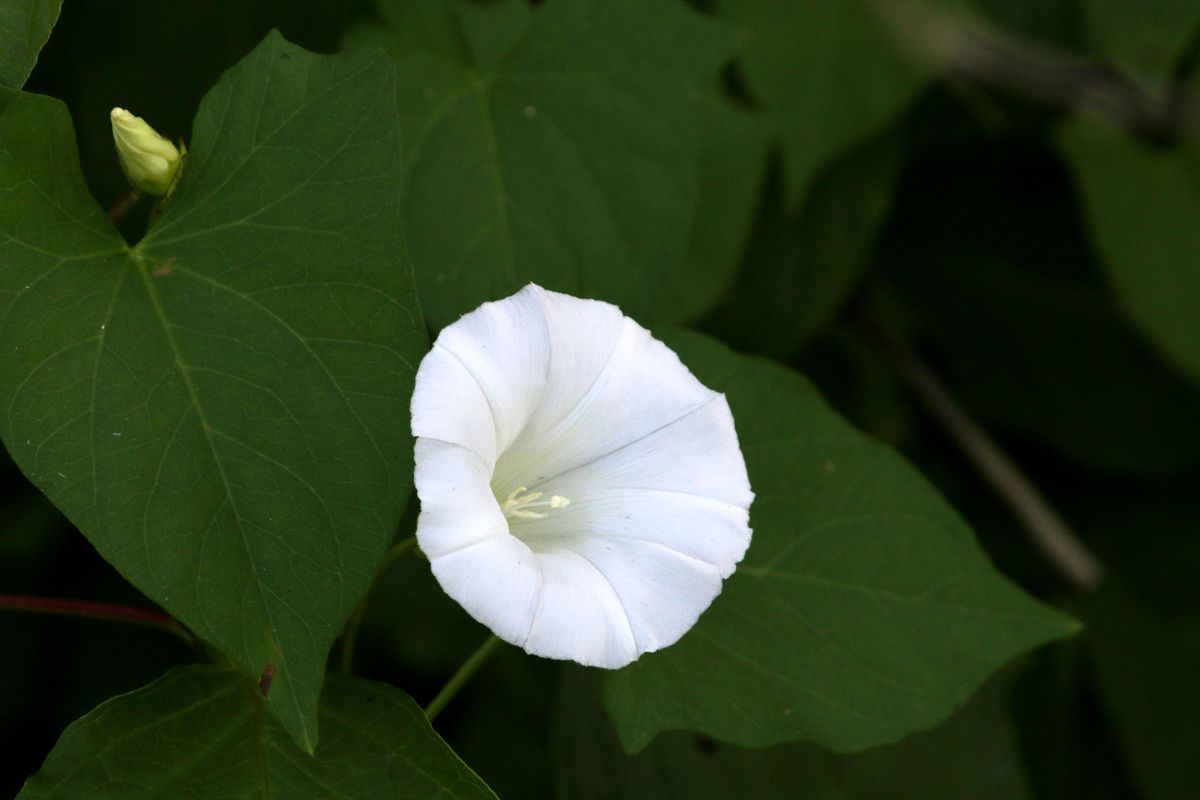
[0,594,197,646]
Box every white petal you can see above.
[569,537,725,656]
[410,345,499,464]
[412,438,506,558]
[495,289,717,492]
[521,550,639,668]
[430,285,549,456]
[517,489,750,578]
[429,536,542,645]
[542,394,754,511]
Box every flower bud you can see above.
[110,107,184,197]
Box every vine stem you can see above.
[338,536,420,674]
[425,635,502,722]
[0,594,197,646]
[856,307,1104,591]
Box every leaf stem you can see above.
[0,593,197,647]
[856,306,1104,591]
[338,536,420,674]
[425,635,502,722]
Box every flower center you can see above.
[501,486,571,520]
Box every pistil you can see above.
[501,486,571,520]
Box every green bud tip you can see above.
[110,107,184,197]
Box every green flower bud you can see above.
[110,107,184,197]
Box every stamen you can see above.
[502,486,571,520]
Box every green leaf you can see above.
[1079,0,1200,80]
[0,33,425,750]
[0,0,60,88]
[604,331,1077,753]
[347,0,733,329]
[704,130,904,358]
[1060,490,1200,800]
[561,666,1032,799]
[716,0,962,205]
[17,665,497,799]
[1059,119,1200,386]
[663,90,771,323]
[1083,589,1200,800]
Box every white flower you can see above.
[411,285,754,669]
[110,107,184,197]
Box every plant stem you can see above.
[378,536,420,574]
[106,190,140,224]
[425,635,502,722]
[0,593,197,647]
[876,0,1190,140]
[856,307,1104,591]
[338,536,420,674]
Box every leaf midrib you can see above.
[129,252,306,745]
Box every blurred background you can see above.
[3,1,1198,798]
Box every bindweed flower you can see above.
[411,285,754,668]
[110,107,184,197]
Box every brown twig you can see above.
[0,593,198,647]
[856,307,1104,591]
[876,0,1200,141]
[105,190,140,225]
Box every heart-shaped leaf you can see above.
[347,0,734,329]
[604,331,1078,753]
[17,665,497,799]
[0,33,425,750]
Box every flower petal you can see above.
[569,537,725,656]
[540,394,754,510]
[495,287,718,492]
[428,536,542,646]
[427,286,550,457]
[410,344,500,464]
[521,550,640,668]
[412,438,505,558]
[516,489,750,578]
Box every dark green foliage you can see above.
[0,0,59,88]
[17,666,496,799]
[2,0,1197,796]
